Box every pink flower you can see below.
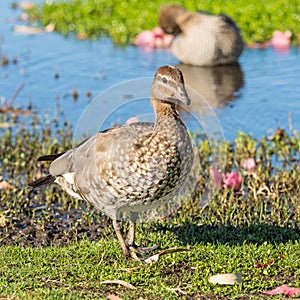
[133,30,155,48]
[153,27,173,48]
[241,158,256,172]
[264,285,300,296]
[223,171,242,191]
[209,166,223,188]
[270,30,292,49]
[133,27,174,49]
[152,27,164,38]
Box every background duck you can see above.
[29,66,194,259]
[159,4,244,66]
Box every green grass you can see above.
[0,231,300,299]
[0,115,300,298]
[21,0,300,45]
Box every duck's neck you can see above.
[151,99,185,134]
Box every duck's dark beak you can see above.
[171,84,190,106]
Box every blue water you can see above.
[1,2,300,142]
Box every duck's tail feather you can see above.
[28,174,56,188]
[37,152,65,161]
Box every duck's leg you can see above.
[112,219,129,257]
[126,220,135,247]
[126,213,157,258]
[126,212,137,247]
[127,221,141,260]
[126,213,141,261]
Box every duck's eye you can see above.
[162,77,168,84]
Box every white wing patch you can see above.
[62,172,76,185]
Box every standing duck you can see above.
[159,5,244,66]
[29,66,194,259]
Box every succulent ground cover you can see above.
[20,0,300,45]
[0,113,299,299]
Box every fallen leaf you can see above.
[208,273,242,285]
[99,280,136,290]
[144,247,190,264]
[264,285,300,296]
[144,253,159,264]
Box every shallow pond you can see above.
[1,2,300,142]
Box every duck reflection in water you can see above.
[176,63,244,114]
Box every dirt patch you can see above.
[0,189,112,247]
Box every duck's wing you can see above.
[70,122,154,178]
[29,122,154,191]
[45,123,154,176]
